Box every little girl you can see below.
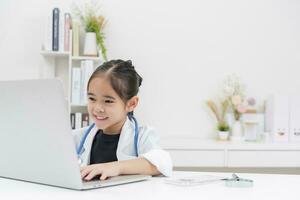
[73,59,173,181]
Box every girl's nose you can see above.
[95,103,105,113]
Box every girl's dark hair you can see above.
[87,59,143,104]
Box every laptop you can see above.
[0,79,150,190]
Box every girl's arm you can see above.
[80,158,160,181]
[119,157,160,175]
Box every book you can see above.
[70,113,75,129]
[72,21,80,56]
[82,113,89,127]
[75,112,82,129]
[52,8,60,51]
[71,67,81,105]
[80,60,95,105]
[59,8,65,52]
[64,13,72,52]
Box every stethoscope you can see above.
[223,173,254,187]
[76,115,139,164]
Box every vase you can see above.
[231,120,243,141]
[83,32,98,56]
[218,131,229,141]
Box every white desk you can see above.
[1,171,299,200]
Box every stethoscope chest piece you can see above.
[224,174,254,188]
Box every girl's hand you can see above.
[80,162,121,181]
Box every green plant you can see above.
[72,1,107,61]
[84,15,107,61]
[217,121,230,132]
[206,99,230,131]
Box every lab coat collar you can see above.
[81,116,135,165]
[117,117,137,160]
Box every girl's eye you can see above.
[88,97,96,101]
[105,100,114,104]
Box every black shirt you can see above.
[89,130,120,164]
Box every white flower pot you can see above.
[83,32,98,56]
[218,131,229,141]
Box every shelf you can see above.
[71,104,88,113]
[40,51,101,62]
[71,56,101,61]
[41,50,70,57]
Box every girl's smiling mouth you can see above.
[94,115,108,120]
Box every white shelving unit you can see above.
[41,30,102,114]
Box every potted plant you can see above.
[206,100,230,141]
[217,121,230,141]
[72,1,107,60]
[222,74,246,140]
[222,74,256,140]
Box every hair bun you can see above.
[125,60,141,87]
[126,60,132,65]
[125,60,134,69]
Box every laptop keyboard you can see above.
[82,175,150,188]
[82,179,103,187]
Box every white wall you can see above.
[1,0,300,139]
[0,0,72,80]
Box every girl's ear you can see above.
[126,96,139,112]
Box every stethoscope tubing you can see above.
[76,116,139,163]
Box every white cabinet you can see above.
[227,150,300,167]
[168,150,224,167]
[162,138,300,168]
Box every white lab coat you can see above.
[72,117,173,177]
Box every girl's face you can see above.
[87,76,137,134]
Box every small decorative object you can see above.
[72,0,107,60]
[221,74,256,141]
[217,122,230,141]
[206,100,230,140]
[243,121,259,141]
[243,110,259,141]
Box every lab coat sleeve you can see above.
[138,126,173,177]
[71,127,86,148]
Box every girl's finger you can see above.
[85,168,102,181]
[81,167,93,179]
[100,173,108,181]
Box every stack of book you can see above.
[44,7,72,52]
[70,113,93,129]
[71,60,95,105]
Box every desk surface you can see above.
[1,171,299,200]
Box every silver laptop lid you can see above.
[0,79,82,189]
